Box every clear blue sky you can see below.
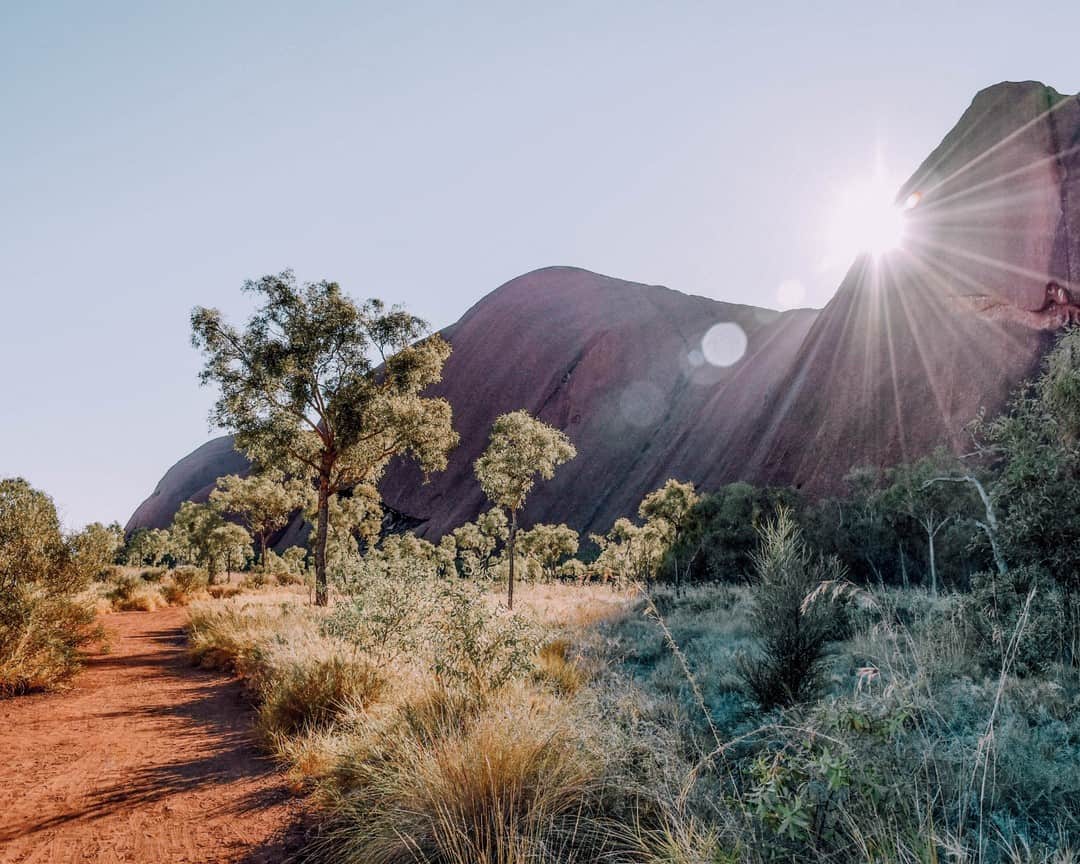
[2,1,1078,530]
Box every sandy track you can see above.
[0,608,303,864]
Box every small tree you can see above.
[192,271,459,605]
[451,508,508,579]
[70,521,124,579]
[591,517,667,586]
[882,453,979,595]
[517,523,579,582]
[169,501,224,571]
[206,523,253,580]
[739,507,839,709]
[123,527,173,567]
[639,479,699,595]
[210,472,305,567]
[474,411,576,609]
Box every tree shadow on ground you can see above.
[0,620,299,845]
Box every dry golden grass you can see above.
[311,684,617,864]
[533,638,586,694]
[184,577,1080,863]
[508,581,635,630]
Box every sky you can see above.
[2,1,1079,530]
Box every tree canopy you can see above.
[210,471,305,565]
[474,410,575,608]
[192,271,458,604]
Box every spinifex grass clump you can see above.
[311,687,619,864]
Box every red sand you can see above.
[0,609,303,864]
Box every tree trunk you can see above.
[314,469,330,607]
[925,521,938,597]
[507,508,517,610]
[259,534,268,569]
[925,475,1008,574]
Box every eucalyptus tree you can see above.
[192,271,458,605]
[210,472,306,567]
[517,523,579,582]
[206,523,253,580]
[169,501,224,569]
[638,479,699,595]
[474,411,575,609]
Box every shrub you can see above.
[738,507,838,709]
[69,521,125,581]
[207,583,243,600]
[106,572,166,611]
[242,570,274,590]
[425,580,539,699]
[161,565,209,605]
[954,565,1063,676]
[1,478,101,695]
[323,571,434,663]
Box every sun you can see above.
[823,169,913,269]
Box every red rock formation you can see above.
[126,436,249,532]
[127,80,1080,542]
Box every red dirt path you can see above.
[0,608,303,864]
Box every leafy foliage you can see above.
[426,580,539,698]
[123,527,173,567]
[69,521,124,580]
[192,270,458,604]
[475,411,576,608]
[976,329,1080,662]
[590,517,668,586]
[451,508,507,579]
[639,479,699,593]
[210,471,305,565]
[739,507,839,709]
[518,523,579,582]
[0,478,99,695]
[205,523,253,577]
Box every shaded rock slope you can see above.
[128,80,1080,541]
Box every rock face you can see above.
[128,80,1080,542]
[377,268,818,538]
[127,436,249,531]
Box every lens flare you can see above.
[701,321,747,367]
[824,169,907,268]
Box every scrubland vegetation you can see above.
[5,274,1080,862]
[183,508,1080,863]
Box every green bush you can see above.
[738,508,839,709]
[161,565,208,604]
[954,565,1063,676]
[426,580,539,699]
[323,571,434,663]
[106,572,142,604]
[1,478,100,695]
